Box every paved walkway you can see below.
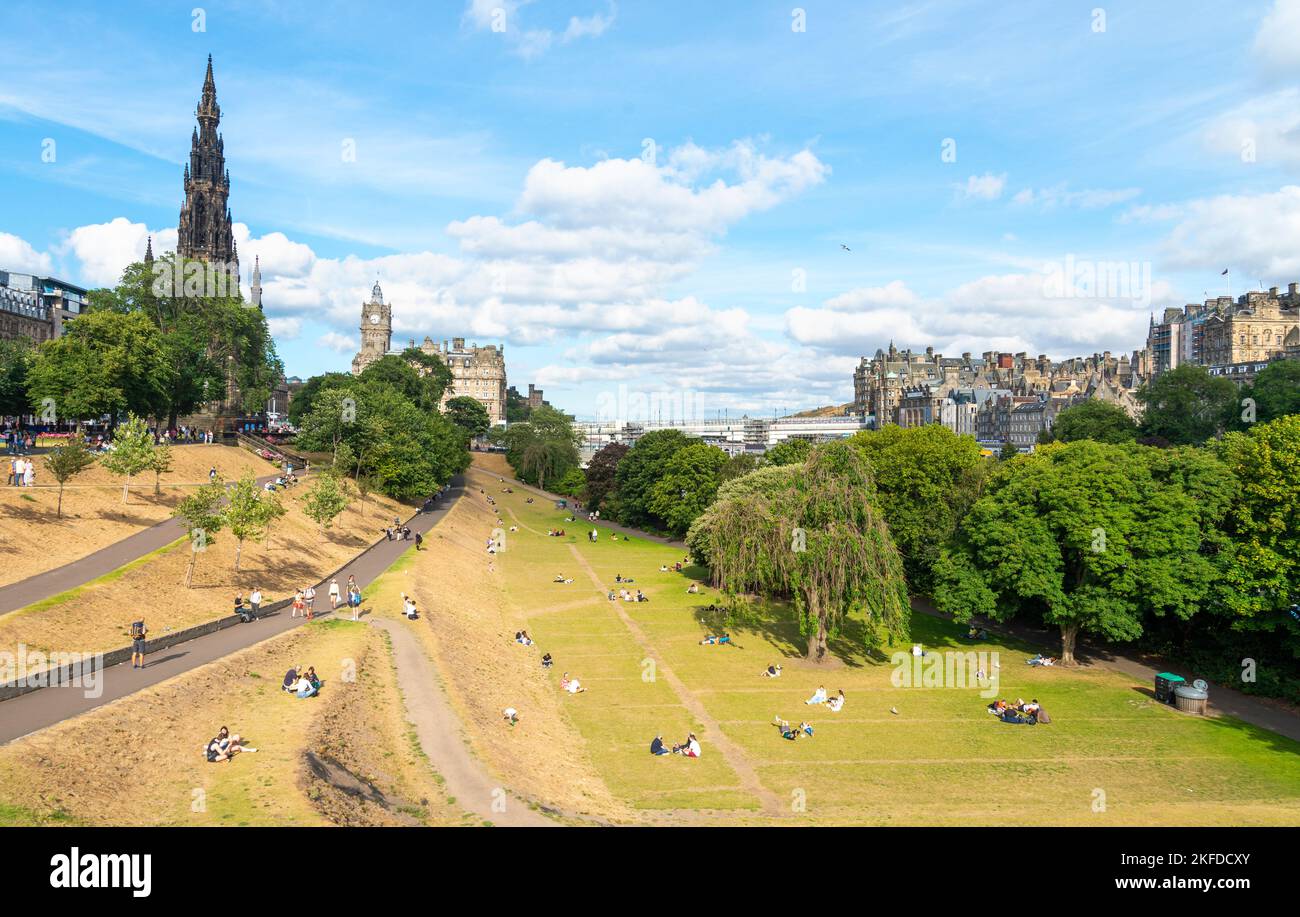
[0,478,463,745]
[370,618,555,827]
[483,463,1300,745]
[0,470,299,616]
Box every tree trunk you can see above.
[185,551,196,588]
[122,475,131,504]
[1060,622,1080,666]
[234,539,243,572]
[154,471,162,495]
[804,594,829,663]
[56,483,65,519]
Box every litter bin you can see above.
[1154,672,1185,704]
[1174,682,1209,715]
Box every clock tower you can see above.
[350,279,392,374]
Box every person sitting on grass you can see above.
[515,630,534,646]
[403,596,418,620]
[541,653,553,669]
[660,565,669,573]
[762,663,782,678]
[503,707,519,727]
[987,699,1009,716]
[291,673,318,698]
[826,690,846,713]
[206,726,256,762]
[806,685,828,705]
[635,590,648,603]
[672,733,701,757]
[650,735,670,756]
[282,666,299,692]
[686,582,700,594]
[560,672,586,694]
[699,634,732,646]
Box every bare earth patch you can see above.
[0,445,277,587]
[0,487,411,660]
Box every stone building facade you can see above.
[1144,284,1300,382]
[349,283,508,425]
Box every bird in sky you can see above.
[841,243,852,252]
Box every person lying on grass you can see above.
[699,634,732,646]
[826,690,846,712]
[773,717,814,740]
[560,672,586,694]
[762,664,783,678]
[553,574,574,584]
[206,726,257,762]
[687,583,700,594]
[672,733,701,757]
[650,735,670,756]
[660,565,669,572]
[1027,655,1057,666]
[805,685,828,705]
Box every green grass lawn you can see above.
[484,478,1300,825]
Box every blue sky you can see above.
[3,0,1300,419]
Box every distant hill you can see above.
[786,402,855,419]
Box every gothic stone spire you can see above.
[177,54,238,274]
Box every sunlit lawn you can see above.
[484,476,1300,824]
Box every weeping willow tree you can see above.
[686,441,910,662]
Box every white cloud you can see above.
[1160,185,1300,277]
[316,331,356,354]
[0,232,54,275]
[462,0,615,59]
[59,218,176,287]
[1254,0,1300,80]
[956,172,1005,201]
[1012,185,1141,210]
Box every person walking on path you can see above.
[209,466,217,482]
[291,589,305,619]
[304,584,316,619]
[131,619,148,669]
[328,578,340,610]
[249,586,262,621]
[346,576,362,621]
[414,532,423,551]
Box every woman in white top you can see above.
[328,579,341,609]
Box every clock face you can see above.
[369,313,380,325]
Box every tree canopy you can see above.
[1138,364,1238,445]
[1049,398,1139,444]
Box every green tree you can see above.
[223,474,283,571]
[613,429,692,529]
[1138,364,1238,445]
[1050,398,1139,444]
[583,442,629,511]
[150,442,174,495]
[688,442,909,662]
[0,338,34,419]
[764,438,813,467]
[89,255,282,428]
[26,310,170,424]
[1214,415,1300,630]
[503,405,580,492]
[175,478,226,587]
[998,440,1019,460]
[720,452,760,481]
[933,440,1226,665]
[648,441,729,537]
[287,372,354,426]
[44,437,97,518]
[399,346,455,405]
[1240,360,1300,425]
[99,415,155,504]
[445,395,491,440]
[301,470,351,533]
[848,425,986,591]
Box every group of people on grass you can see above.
[650,733,701,758]
[6,455,35,487]
[282,665,322,699]
[987,697,1051,725]
[805,685,846,712]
